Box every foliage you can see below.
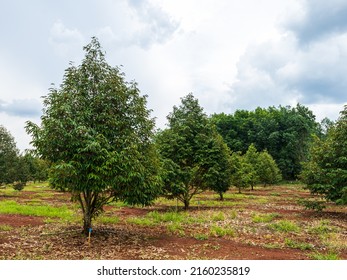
[0,125,19,185]
[230,152,256,193]
[21,152,49,182]
[301,105,347,205]
[25,37,161,234]
[256,150,282,186]
[212,104,320,179]
[156,93,232,208]
[297,199,326,212]
[243,144,260,190]
[230,145,281,192]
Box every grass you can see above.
[285,239,314,250]
[308,220,338,235]
[268,220,300,233]
[309,252,340,260]
[167,223,185,236]
[252,212,281,223]
[97,215,120,225]
[193,233,209,240]
[210,225,235,237]
[0,224,13,231]
[0,200,76,222]
[211,211,226,221]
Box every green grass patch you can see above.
[0,224,13,231]
[308,220,338,235]
[97,215,120,224]
[309,252,340,260]
[285,239,314,250]
[252,212,281,223]
[167,223,185,236]
[193,233,209,240]
[147,210,185,223]
[268,220,300,233]
[211,211,226,221]
[126,216,156,227]
[210,225,235,237]
[263,243,282,249]
[0,200,76,222]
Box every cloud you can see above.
[49,20,85,58]
[283,0,347,45]
[0,99,42,118]
[126,0,180,48]
[225,0,347,118]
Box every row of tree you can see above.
[17,38,346,234]
[211,105,324,180]
[156,94,282,207]
[0,125,48,189]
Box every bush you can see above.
[298,199,326,212]
[12,182,25,191]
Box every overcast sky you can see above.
[1,0,347,151]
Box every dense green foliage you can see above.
[212,105,319,179]
[301,106,347,205]
[230,144,281,193]
[156,93,232,208]
[0,125,46,188]
[26,38,161,233]
[0,125,19,185]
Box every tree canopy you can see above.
[26,37,161,233]
[211,104,320,179]
[156,93,232,208]
[0,125,19,185]
[301,106,347,205]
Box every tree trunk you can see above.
[183,199,190,210]
[219,192,224,201]
[83,211,92,236]
[238,186,241,194]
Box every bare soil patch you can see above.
[0,183,346,260]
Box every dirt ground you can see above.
[0,184,346,260]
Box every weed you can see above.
[269,220,300,232]
[210,225,235,237]
[167,223,185,236]
[151,211,186,223]
[0,224,13,231]
[126,217,156,226]
[298,199,326,212]
[193,233,209,240]
[309,252,340,260]
[97,216,120,224]
[263,243,281,249]
[308,220,338,235]
[285,239,314,250]
[270,192,280,196]
[252,212,281,223]
[0,200,76,222]
[229,210,237,219]
[211,211,225,221]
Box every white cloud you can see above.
[49,20,85,58]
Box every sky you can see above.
[1,0,347,151]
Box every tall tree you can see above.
[156,93,232,209]
[26,38,161,233]
[301,106,347,205]
[0,125,19,185]
[256,150,282,186]
[244,144,259,190]
[230,152,255,194]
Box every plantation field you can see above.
[0,182,346,260]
